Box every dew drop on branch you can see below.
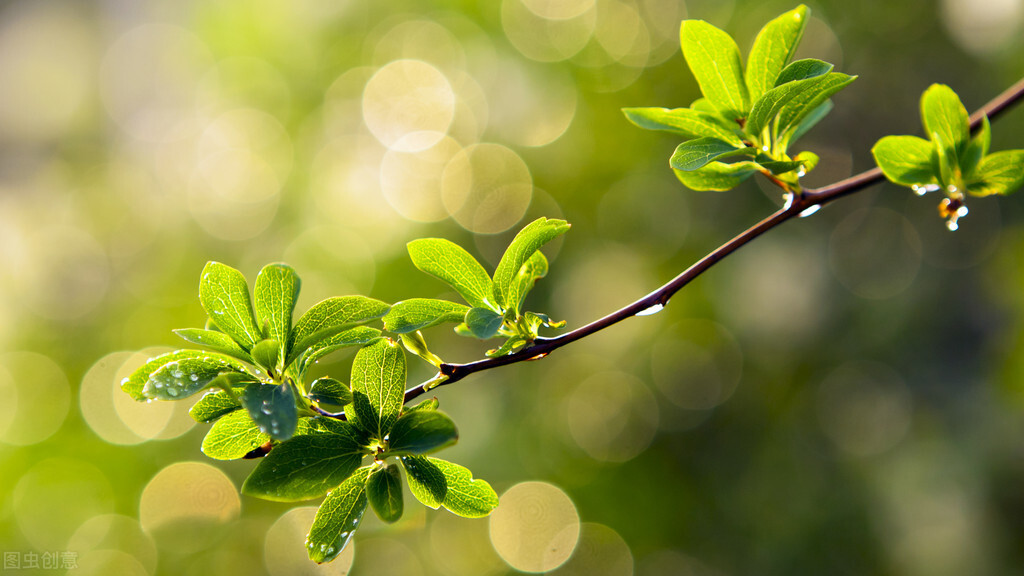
[636,303,665,316]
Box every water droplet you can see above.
[782,192,794,210]
[799,205,821,218]
[261,401,273,415]
[190,373,199,382]
[173,370,184,379]
[326,547,335,555]
[797,167,807,178]
[636,303,665,316]
[154,381,164,389]
[167,388,179,397]
[912,183,941,196]
[947,220,959,231]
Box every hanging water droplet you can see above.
[797,167,806,178]
[799,205,821,218]
[782,192,794,210]
[947,220,959,231]
[636,303,665,316]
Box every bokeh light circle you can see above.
[429,508,505,576]
[381,135,463,222]
[81,352,145,445]
[15,226,110,321]
[0,351,70,445]
[265,507,354,575]
[441,143,533,234]
[139,461,241,551]
[74,550,150,576]
[830,207,922,299]
[362,59,455,152]
[650,321,743,410]
[13,458,115,549]
[489,481,580,572]
[69,514,158,575]
[816,361,913,457]
[566,371,659,462]
[113,348,195,441]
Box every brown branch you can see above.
[401,76,1024,406]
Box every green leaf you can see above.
[933,130,958,188]
[962,115,990,177]
[199,261,262,350]
[670,137,750,171]
[673,161,759,191]
[507,251,548,316]
[302,327,384,368]
[306,467,371,564]
[405,397,439,413]
[747,72,853,139]
[241,382,298,441]
[786,100,833,145]
[242,423,370,502]
[287,296,390,366]
[399,331,444,368]
[189,389,241,423]
[401,456,499,518]
[250,339,282,374]
[755,155,804,175]
[745,5,809,102]
[485,336,529,358]
[967,150,1024,197]
[775,73,856,137]
[172,329,250,363]
[122,350,206,400]
[774,58,832,87]
[382,299,470,334]
[366,464,404,524]
[680,19,749,120]
[142,353,251,401]
[346,339,406,440]
[464,307,505,339]
[201,409,270,460]
[872,135,938,187]
[690,98,717,114]
[386,410,458,456]
[621,107,744,145]
[921,83,970,157]
[492,217,570,311]
[254,263,301,355]
[407,238,496,310]
[309,377,352,406]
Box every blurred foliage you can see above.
[2,0,1024,574]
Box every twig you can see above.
[400,77,1024,405]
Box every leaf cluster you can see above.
[624,5,855,192]
[873,84,1024,229]
[120,218,570,562]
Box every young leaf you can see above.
[302,327,384,368]
[173,329,251,363]
[745,4,809,102]
[254,263,301,354]
[747,73,851,139]
[201,409,271,460]
[872,135,938,187]
[966,150,1024,197]
[507,251,549,315]
[679,19,749,120]
[346,339,406,440]
[464,307,505,339]
[386,410,458,456]
[961,115,990,176]
[407,238,496,310]
[673,161,759,191]
[189,389,241,423]
[775,73,856,136]
[486,336,529,358]
[933,130,958,188]
[366,464,404,524]
[142,353,251,401]
[307,467,372,564]
[785,100,833,145]
[250,339,282,374]
[621,107,744,145]
[399,331,444,367]
[492,217,570,311]
[241,423,370,502]
[774,58,833,87]
[309,377,352,407]
[287,296,390,366]
[921,84,970,157]
[382,299,470,334]
[241,382,298,441]
[405,397,439,413]
[401,456,499,518]
[669,137,749,172]
[199,261,262,350]
[122,350,215,400]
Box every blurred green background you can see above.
[2,0,1024,574]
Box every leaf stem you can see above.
[400,76,1024,405]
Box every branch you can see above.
[403,76,1024,405]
